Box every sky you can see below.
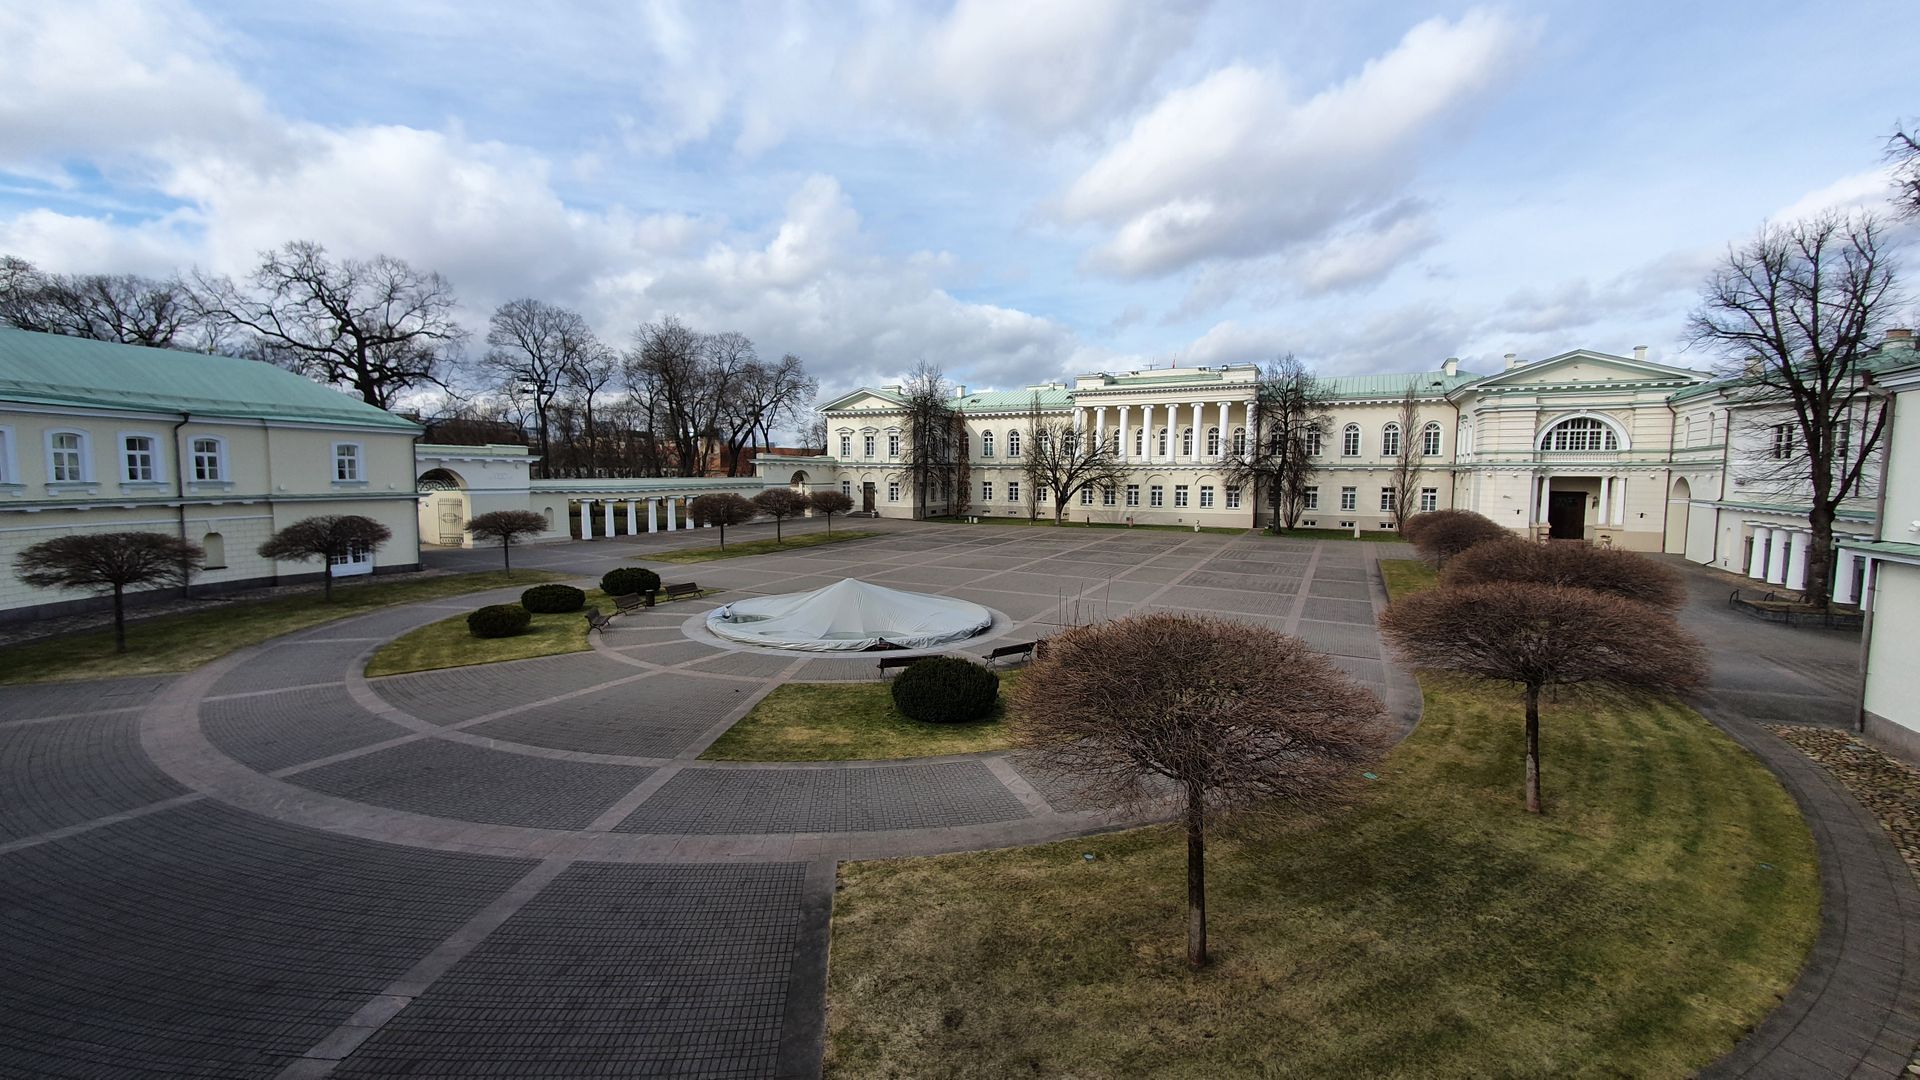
[0,0,1913,405]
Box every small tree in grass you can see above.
[1009,612,1388,968]
[1379,583,1706,814]
[1443,538,1685,610]
[690,493,756,549]
[464,509,547,575]
[15,531,204,652]
[257,515,393,600]
[751,488,810,542]
[1405,508,1507,567]
[808,489,853,535]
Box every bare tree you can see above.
[1688,213,1902,605]
[257,515,393,600]
[465,509,548,575]
[628,317,720,477]
[1022,415,1130,524]
[1010,613,1387,967]
[15,532,205,652]
[1405,508,1507,567]
[1387,385,1421,532]
[689,492,757,549]
[193,241,467,408]
[1891,121,1920,218]
[751,488,810,542]
[721,353,817,476]
[563,334,620,476]
[1380,583,1705,813]
[0,256,206,347]
[1226,354,1329,530]
[809,489,853,534]
[900,361,968,518]
[483,299,588,478]
[1443,538,1685,610]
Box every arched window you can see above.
[1341,424,1361,457]
[1539,416,1621,452]
[191,436,227,482]
[981,430,995,457]
[1305,427,1322,457]
[1206,427,1220,456]
[1232,427,1246,455]
[1134,430,1144,455]
[1381,423,1402,457]
[1007,429,1022,457]
[1157,428,1168,455]
[1181,428,1194,456]
[1421,422,1442,456]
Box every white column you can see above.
[603,499,615,537]
[1140,403,1154,462]
[1766,528,1790,585]
[1217,401,1231,458]
[1190,402,1204,462]
[626,500,638,534]
[579,500,593,540]
[1835,546,1859,605]
[1748,527,1771,579]
[1786,531,1810,591]
[1117,406,1130,461]
[1245,399,1258,455]
[666,497,678,531]
[1535,476,1550,524]
[1611,477,1627,525]
[1597,476,1611,526]
[648,499,659,533]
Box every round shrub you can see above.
[891,656,1000,724]
[520,584,586,613]
[601,567,661,597]
[467,604,531,639]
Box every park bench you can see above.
[612,592,650,615]
[983,641,1035,666]
[663,582,701,601]
[875,654,920,676]
[584,607,614,635]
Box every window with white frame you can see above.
[333,442,362,482]
[1080,486,1094,505]
[1381,423,1402,458]
[1173,484,1189,507]
[1541,416,1620,452]
[49,431,89,483]
[1305,427,1322,457]
[1771,423,1795,460]
[1198,485,1214,508]
[328,540,373,577]
[1036,485,1050,504]
[981,481,994,502]
[887,431,900,457]
[1181,429,1193,456]
[1157,428,1168,456]
[1008,480,1020,503]
[863,433,875,458]
[1225,486,1241,509]
[1206,427,1220,456]
[1125,484,1140,507]
[1341,424,1361,457]
[887,480,900,501]
[1232,427,1246,455]
[191,437,225,482]
[1422,422,1442,456]
[1007,430,1021,457]
[1379,488,1396,512]
[1304,485,1319,510]
[981,431,994,457]
[1134,430,1144,456]
[839,433,852,457]
[121,434,159,482]
[1339,486,1357,511]
[1419,487,1438,512]
[1149,485,1164,507]
[0,427,12,484]
[1838,419,1852,460]
[841,480,851,497]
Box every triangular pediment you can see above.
[819,387,908,412]
[1465,350,1709,390]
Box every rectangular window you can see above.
[1225,486,1240,509]
[1836,420,1851,461]
[1379,488,1396,512]
[333,443,361,482]
[1101,487,1116,506]
[863,434,876,457]
[1008,481,1020,503]
[839,434,852,457]
[192,437,223,481]
[888,432,900,457]
[841,480,851,497]
[1303,485,1319,510]
[887,481,900,502]
[1080,487,1094,505]
[981,481,994,502]
[1339,486,1357,512]
[1771,424,1795,460]
[50,432,85,482]
[328,540,373,577]
[1036,485,1049,504]
[1419,487,1438,512]
[1149,485,1164,507]
[1199,486,1214,508]
[123,435,156,482]
[1125,484,1140,507]
[1173,485,1189,508]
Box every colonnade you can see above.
[1073,399,1251,464]
[574,496,706,540]
[1746,524,1817,594]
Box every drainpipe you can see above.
[172,412,192,598]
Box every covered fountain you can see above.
[705,578,993,652]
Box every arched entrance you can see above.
[417,468,470,546]
[1664,477,1692,555]
[789,470,810,494]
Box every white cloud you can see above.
[1771,166,1901,223]
[1060,9,1528,278]
[1295,201,1439,294]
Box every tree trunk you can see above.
[1524,683,1543,814]
[825,513,833,536]
[322,561,334,601]
[502,539,512,575]
[111,583,127,654]
[774,516,782,542]
[718,524,726,550]
[1186,784,1208,967]
[1805,502,1835,608]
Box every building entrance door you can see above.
[862,482,876,513]
[1548,490,1587,540]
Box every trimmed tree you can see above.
[1405,508,1507,567]
[808,489,853,534]
[1443,538,1685,610]
[1009,612,1388,968]
[257,515,393,600]
[1379,583,1706,814]
[689,493,756,549]
[15,531,205,652]
[752,488,811,542]
[465,509,547,575]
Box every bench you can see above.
[983,641,1035,666]
[584,607,614,635]
[613,592,650,615]
[663,582,700,601]
[875,654,920,675]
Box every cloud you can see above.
[1060,9,1528,278]
[1771,165,1901,223]
[1295,200,1440,294]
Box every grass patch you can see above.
[702,669,1023,761]
[1379,558,1439,598]
[826,678,1817,1077]
[365,589,611,677]
[1269,525,1409,542]
[650,530,880,563]
[0,570,567,685]
[927,516,1246,535]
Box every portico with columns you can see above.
[531,477,769,541]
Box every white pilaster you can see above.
[1786,531,1810,591]
[1748,527,1771,579]
[1597,476,1612,526]
[603,500,615,537]
[648,499,659,533]
[1611,477,1627,525]
[666,498,678,531]
[1535,476,1550,524]
[1766,528,1790,585]
[579,500,593,540]
[1835,546,1859,605]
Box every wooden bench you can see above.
[663,582,700,601]
[875,654,920,676]
[584,607,614,635]
[612,592,649,615]
[983,641,1035,666]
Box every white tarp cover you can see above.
[705,578,992,652]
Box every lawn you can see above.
[365,588,610,677]
[650,529,880,563]
[825,563,1818,1077]
[926,516,1246,535]
[0,570,565,685]
[702,669,1023,761]
[1270,525,1409,542]
[1379,558,1439,597]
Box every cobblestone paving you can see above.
[615,760,1030,834]
[0,713,190,842]
[291,739,653,829]
[0,675,170,722]
[203,684,409,773]
[1772,727,1920,892]
[467,673,741,758]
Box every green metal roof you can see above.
[954,387,1075,412]
[1315,370,1478,399]
[0,327,422,431]
[1668,345,1919,404]
[1839,539,1920,561]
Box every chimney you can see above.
[952,384,968,398]
[1885,328,1915,351]
[1632,345,1648,362]
[1504,352,1519,370]
[1443,356,1459,377]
